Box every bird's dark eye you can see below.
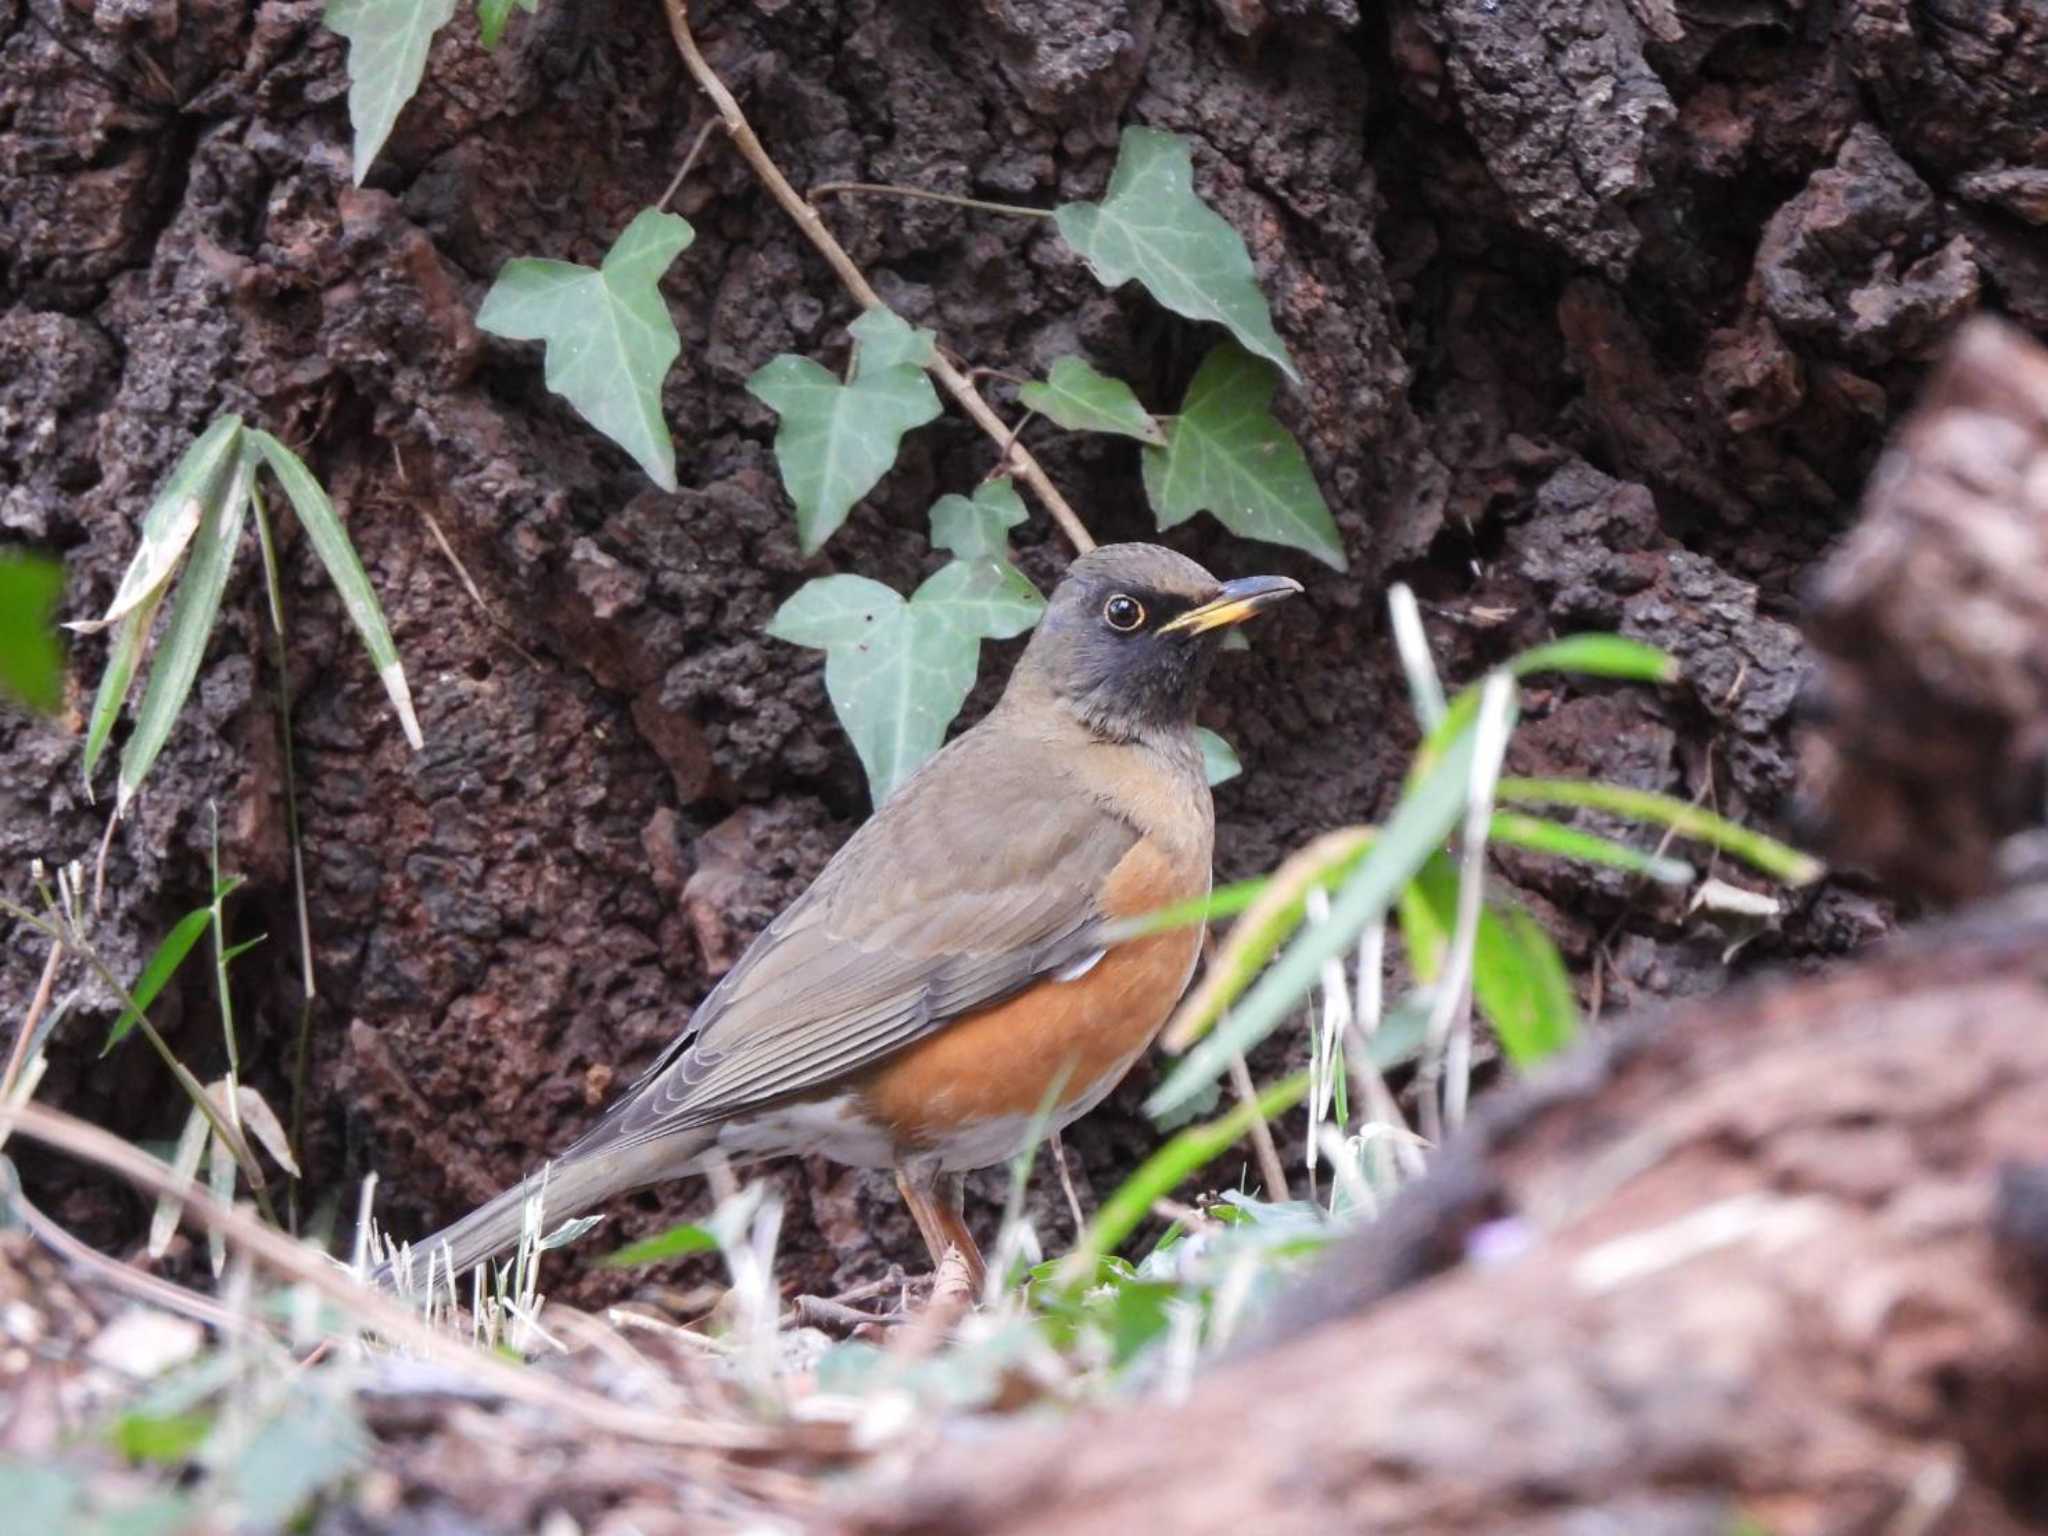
[1103,594,1146,632]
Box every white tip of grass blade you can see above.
[380,660,424,750]
[1387,583,1446,730]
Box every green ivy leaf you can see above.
[0,553,63,715]
[1197,727,1240,786]
[1019,356,1164,445]
[747,316,943,554]
[477,207,694,492]
[325,0,459,185]
[850,307,937,372]
[768,558,1040,805]
[1055,127,1299,385]
[928,479,1027,561]
[474,0,534,48]
[1142,341,1345,571]
[911,557,1043,643]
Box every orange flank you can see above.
[857,836,1207,1145]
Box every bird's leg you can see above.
[894,1157,987,1293]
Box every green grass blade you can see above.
[1400,854,1578,1070]
[103,906,214,1053]
[1107,874,1271,940]
[1411,635,1676,789]
[72,415,245,636]
[1500,902,1578,1066]
[81,589,166,795]
[1508,634,1677,684]
[1489,811,1695,884]
[1064,1071,1307,1282]
[1147,726,1477,1120]
[248,431,422,750]
[1497,777,1823,885]
[116,453,253,815]
[602,1222,720,1267]
[1155,828,1376,1051]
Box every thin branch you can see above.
[0,1098,780,1451]
[658,0,1096,554]
[1228,1051,1290,1204]
[6,1165,257,1335]
[1047,1128,1088,1235]
[1,940,62,1103]
[808,181,1055,221]
[661,115,726,211]
[0,895,278,1225]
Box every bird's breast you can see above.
[852,834,1209,1165]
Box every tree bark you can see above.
[4,0,2040,1296]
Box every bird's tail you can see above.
[367,1125,716,1290]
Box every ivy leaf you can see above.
[911,557,1043,643]
[325,0,459,185]
[1197,727,1240,786]
[768,559,1040,805]
[929,479,1027,561]
[1019,356,1164,445]
[477,207,694,492]
[1143,341,1346,571]
[747,315,943,555]
[0,553,63,715]
[474,0,534,48]
[1054,127,1299,385]
[850,307,937,372]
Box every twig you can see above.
[251,486,321,1221]
[892,1244,974,1360]
[1047,1128,1087,1235]
[0,896,278,1225]
[808,181,1054,221]
[658,0,1096,555]
[1228,1052,1289,1203]
[0,940,62,1103]
[661,116,726,211]
[0,1099,776,1450]
[5,1166,256,1336]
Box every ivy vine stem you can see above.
[660,0,1097,554]
[808,182,1056,221]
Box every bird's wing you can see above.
[593,730,1140,1154]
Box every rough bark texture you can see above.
[843,897,2048,1535]
[3,0,2038,1292]
[840,317,2048,1536]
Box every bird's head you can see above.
[1012,542,1303,744]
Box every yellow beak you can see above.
[1155,575,1305,636]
